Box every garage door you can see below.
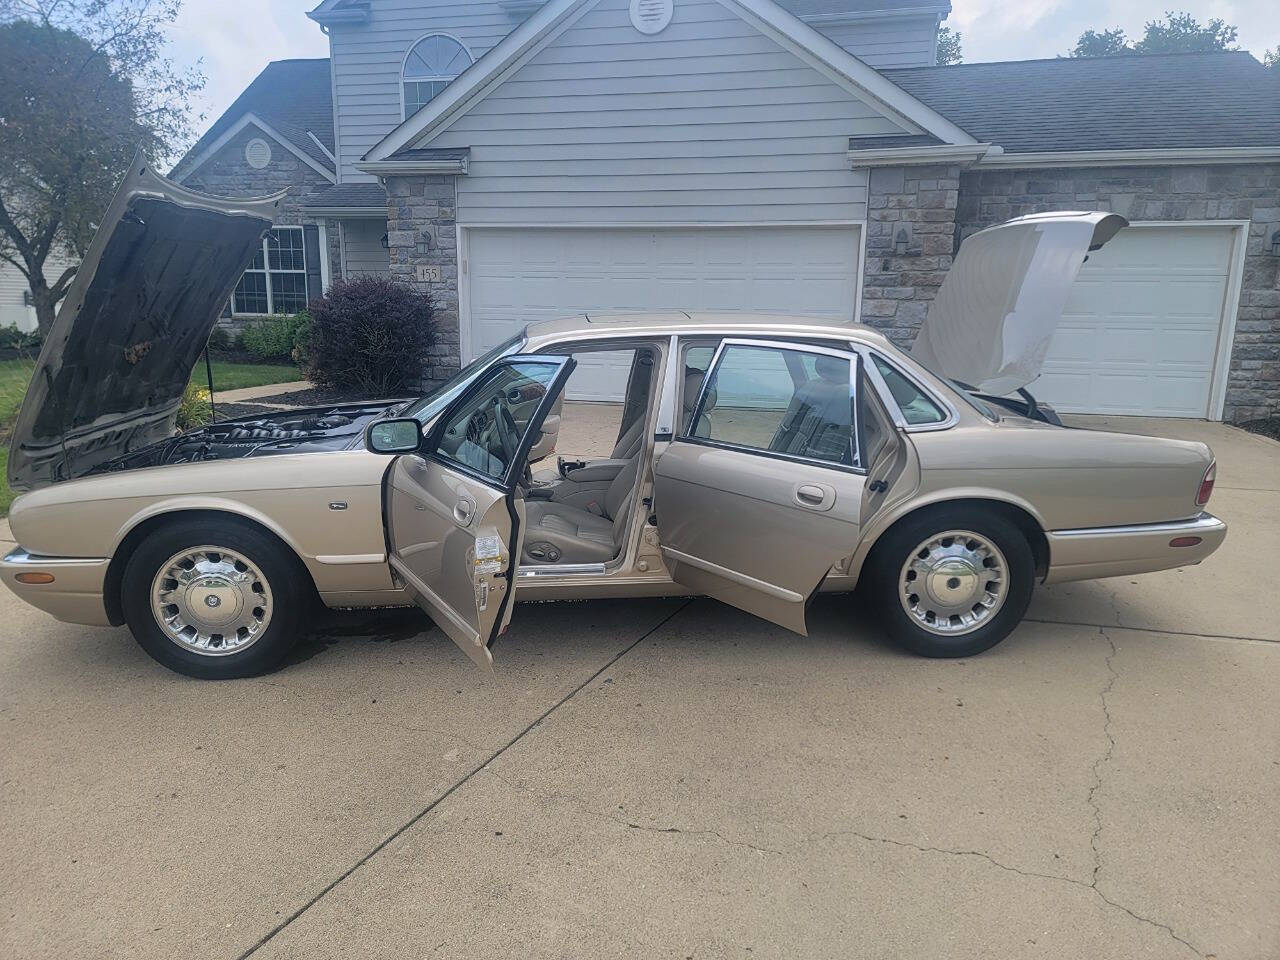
[465,225,860,400]
[1033,225,1238,418]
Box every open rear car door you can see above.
[379,356,575,668]
[652,339,916,634]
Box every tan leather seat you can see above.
[523,367,711,566]
[522,456,640,564]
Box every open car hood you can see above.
[7,156,283,491]
[911,211,1128,396]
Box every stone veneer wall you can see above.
[957,164,1280,422]
[861,164,961,349]
[179,123,339,333]
[385,175,461,389]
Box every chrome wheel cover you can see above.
[149,546,273,656]
[898,530,1008,636]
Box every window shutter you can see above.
[303,224,323,302]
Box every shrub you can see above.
[306,276,435,396]
[206,326,233,353]
[176,382,213,430]
[240,312,311,363]
[0,326,43,352]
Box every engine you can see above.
[87,401,404,475]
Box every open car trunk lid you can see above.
[7,156,283,491]
[911,211,1128,397]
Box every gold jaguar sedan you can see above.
[2,161,1226,679]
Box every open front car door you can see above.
[375,356,575,669]
[652,338,915,634]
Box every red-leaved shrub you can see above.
[306,275,435,396]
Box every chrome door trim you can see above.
[1051,513,1224,537]
[852,345,960,433]
[682,337,864,470]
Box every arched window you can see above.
[402,34,472,118]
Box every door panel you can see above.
[654,442,864,633]
[388,458,513,668]
[655,339,866,633]
[387,356,574,668]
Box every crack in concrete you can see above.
[1025,617,1278,646]
[815,828,1075,884]
[482,768,781,856]
[1087,626,1119,888]
[816,628,1206,958]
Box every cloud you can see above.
[949,0,1280,62]
[167,0,327,134]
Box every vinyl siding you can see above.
[812,14,939,68]
[0,255,77,333]
[329,1,528,180]
[421,0,905,224]
[341,219,391,276]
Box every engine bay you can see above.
[86,401,403,475]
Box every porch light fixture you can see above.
[1271,229,1280,257]
[416,230,434,255]
[894,228,909,255]
[380,233,389,249]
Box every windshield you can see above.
[399,332,526,422]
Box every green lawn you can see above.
[0,357,303,516]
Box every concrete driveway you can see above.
[1,418,1276,960]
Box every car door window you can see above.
[433,360,563,484]
[871,354,947,426]
[687,342,856,468]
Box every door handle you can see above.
[453,498,476,525]
[794,483,834,511]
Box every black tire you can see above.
[120,517,310,679]
[862,507,1035,658]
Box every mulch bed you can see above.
[1239,416,1280,442]
[208,401,284,421]
[245,386,397,407]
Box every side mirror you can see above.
[365,418,423,455]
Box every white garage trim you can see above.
[1130,220,1247,421]
[457,220,868,366]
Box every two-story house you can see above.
[171,0,1280,423]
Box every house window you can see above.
[232,227,308,316]
[402,34,472,118]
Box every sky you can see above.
[166,0,1280,142]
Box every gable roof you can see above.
[172,59,335,181]
[884,52,1280,155]
[363,0,976,164]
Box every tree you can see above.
[1133,11,1237,53]
[1264,46,1279,72]
[1071,27,1131,58]
[0,1,203,336]
[1069,11,1240,58]
[936,25,962,65]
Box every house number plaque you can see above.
[415,265,444,283]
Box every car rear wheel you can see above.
[864,508,1035,658]
[121,518,309,679]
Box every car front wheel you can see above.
[864,508,1035,658]
[120,517,309,679]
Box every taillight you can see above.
[1195,461,1216,507]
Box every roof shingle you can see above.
[883,52,1280,154]
[174,58,334,177]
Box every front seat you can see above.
[522,456,640,564]
[524,367,712,566]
